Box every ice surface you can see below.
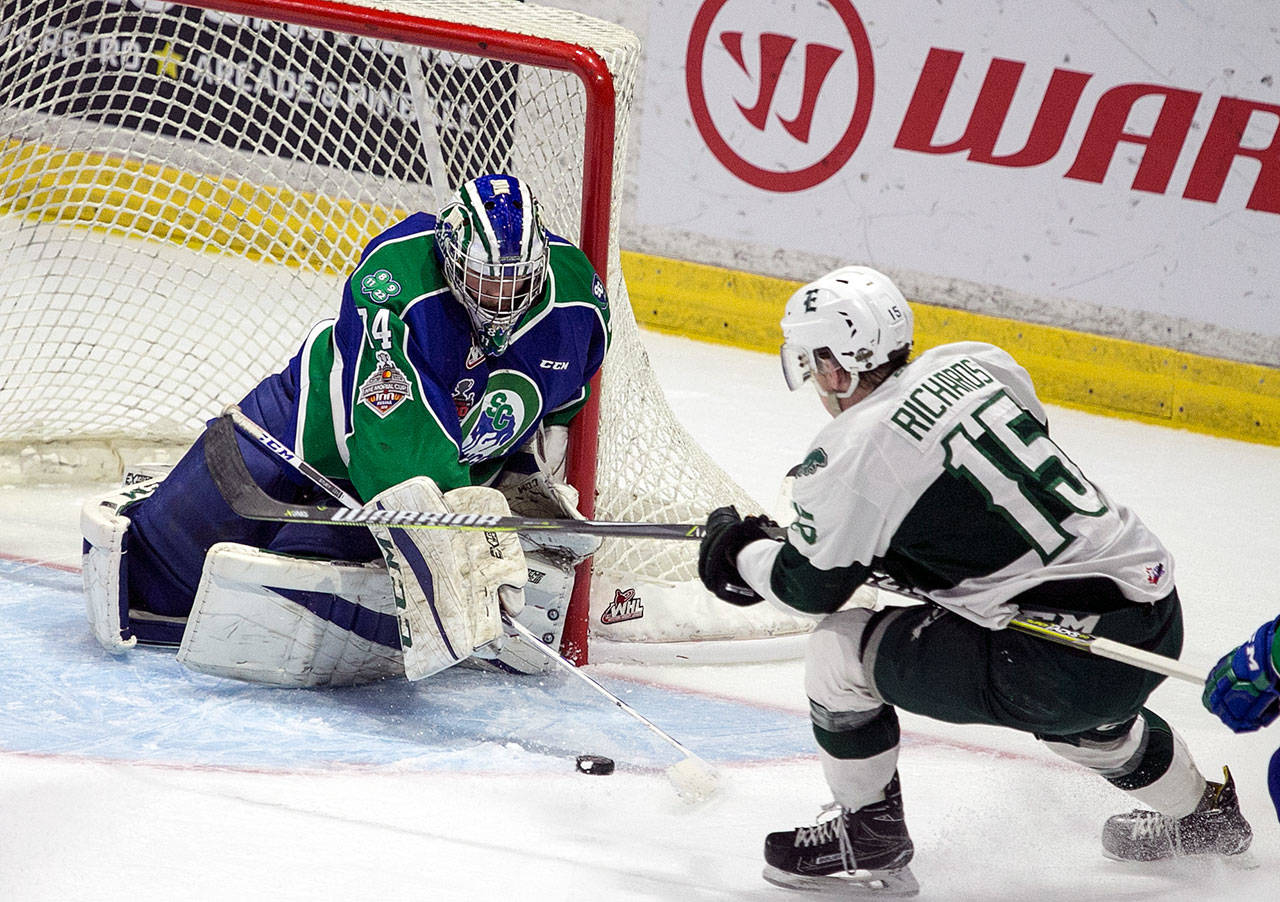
[2,330,1277,900]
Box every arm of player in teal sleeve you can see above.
[769,543,873,615]
[737,539,872,616]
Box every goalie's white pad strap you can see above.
[369,478,527,681]
[80,480,163,652]
[177,543,402,687]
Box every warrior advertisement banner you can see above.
[635,0,1280,340]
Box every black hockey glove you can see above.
[697,505,779,605]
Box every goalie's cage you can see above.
[0,0,814,663]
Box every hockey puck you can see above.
[575,754,615,776]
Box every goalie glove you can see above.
[1203,615,1280,733]
[697,505,779,605]
[497,424,582,518]
[496,424,602,563]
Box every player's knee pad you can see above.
[805,608,883,719]
[177,543,403,687]
[81,479,167,652]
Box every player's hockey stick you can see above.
[503,615,719,802]
[205,406,704,540]
[210,405,1204,686]
[857,574,1203,685]
[212,405,719,801]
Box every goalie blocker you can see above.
[81,477,597,684]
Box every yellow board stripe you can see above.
[5,138,1276,445]
[0,139,402,272]
[621,251,1280,447]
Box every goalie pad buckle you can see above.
[467,541,582,675]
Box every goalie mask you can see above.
[780,266,913,417]
[436,174,550,356]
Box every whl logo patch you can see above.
[358,350,414,417]
[600,588,644,625]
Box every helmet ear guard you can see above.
[436,174,550,356]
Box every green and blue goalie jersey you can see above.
[737,342,1173,628]
[284,212,611,501]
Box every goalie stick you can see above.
[208,405,1204,687]
[206,407,704,540]
[211,405,719,801]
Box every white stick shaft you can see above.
[1007,616,1205,685]
[1085,636,1204,684]
[505,617,707,763]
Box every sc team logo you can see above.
[685,0,874,192]
[458,370,543,463]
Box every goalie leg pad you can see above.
[82,486,145,653]
[81,479,183,651]
[177,543,402,687]
[369,478,527,681]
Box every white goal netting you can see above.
[0,0,814,658]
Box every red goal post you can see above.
[0,0,817,664]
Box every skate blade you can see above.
[762,864,919,897]
[1222,849,1259,871]
[1102,846,1259,868]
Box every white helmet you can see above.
[780,266,913,414]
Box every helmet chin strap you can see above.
[815,372,860,417]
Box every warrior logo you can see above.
[360,268,400,303]
[792,447,828,477]
[465,343,486,369]
[601,588,644,625]
[452,378,477,419]
[358,350,414,417]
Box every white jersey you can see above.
[737,342,1173,629]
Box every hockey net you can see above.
[0,0,816,662]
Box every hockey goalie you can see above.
[80,173,610,685]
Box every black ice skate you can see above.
[763,772,918,897]
[1101,766,1253,862]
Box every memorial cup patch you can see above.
[358,350,414,417]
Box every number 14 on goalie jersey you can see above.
[772,342,1172,625]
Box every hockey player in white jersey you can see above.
[697,266,1252,894]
